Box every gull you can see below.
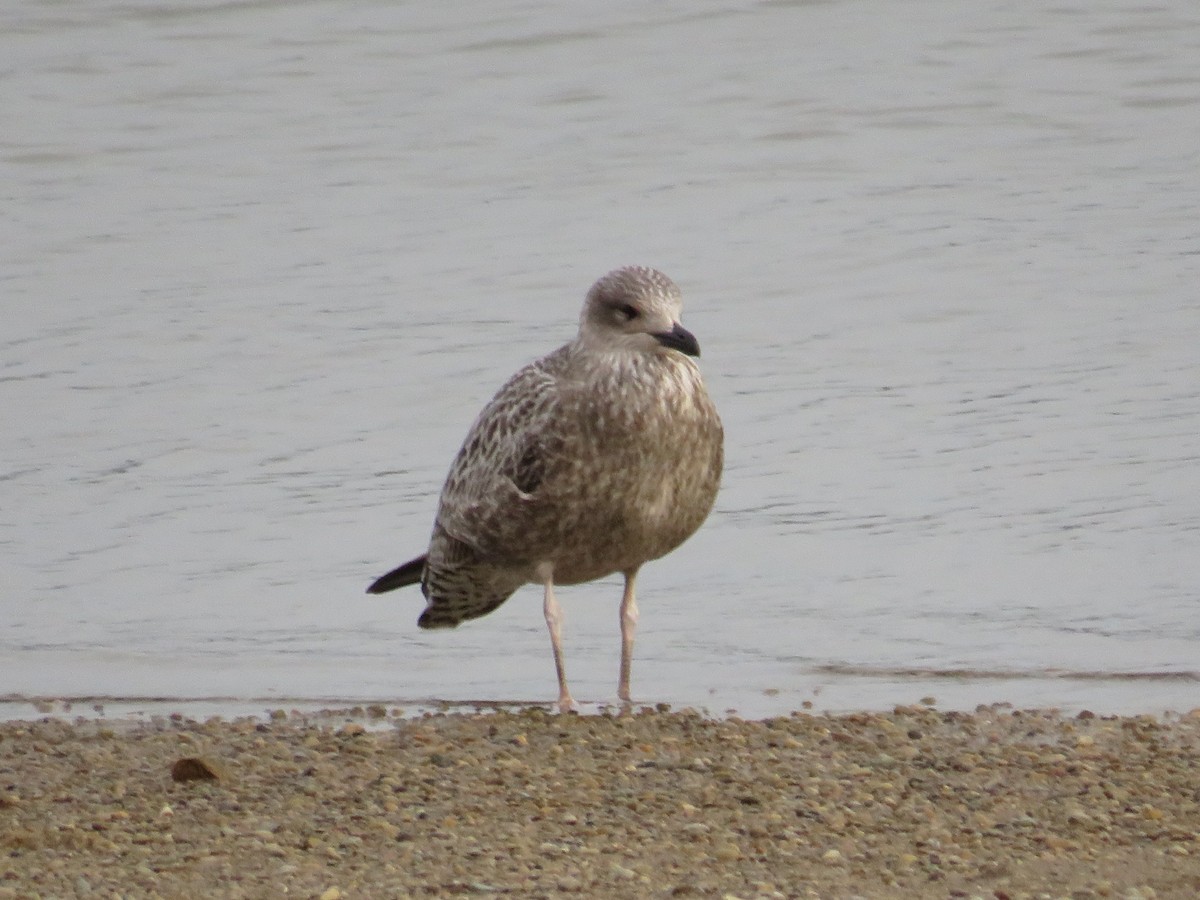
[367,266,723,710]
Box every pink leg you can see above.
[542,574,575,712]
[618,568,640,703]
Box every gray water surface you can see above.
[4,0,1198,719]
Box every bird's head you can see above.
[578,266,700,358]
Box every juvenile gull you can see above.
[367,266,723,710]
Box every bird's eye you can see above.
[617,304,639,321]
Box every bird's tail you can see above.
[366,555,426,594]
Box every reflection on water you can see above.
[3,0,1198,718]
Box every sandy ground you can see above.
[1,704,1198,899]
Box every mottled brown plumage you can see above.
[368,266,723,709]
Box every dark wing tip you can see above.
[366,555,427,594]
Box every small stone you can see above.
[713,843,741,861]
[319,889,343,900]
[822,849,843,865]
[170,757,223,782]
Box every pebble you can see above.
[169,756,223,782]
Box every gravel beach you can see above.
[2,704,1198,899]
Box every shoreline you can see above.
[3,704,1199,898]
[4,673,1200,728]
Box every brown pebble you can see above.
[170,757,223,782]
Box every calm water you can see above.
[4,0,1198,720]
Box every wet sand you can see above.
[2,704,1198,898]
